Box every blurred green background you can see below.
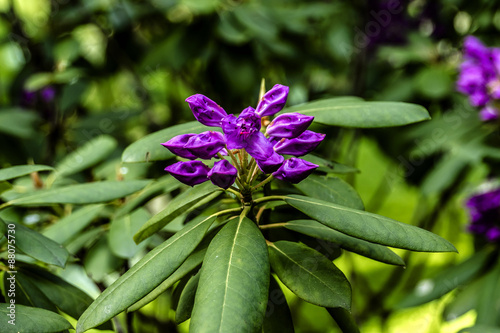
[2,0,500,332]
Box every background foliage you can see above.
[1,0,500,332]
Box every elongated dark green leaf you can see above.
[262,275,294,333]
[0,165,54,182]
[299,154,358,174]
[443,275,484,321]
[294,175,364,210]
[268,240,351,309]
[2,180,150,208]
[54,135,117,177]
[285,195,456,252]
[122,121,219,163]
[109,209,150,258]
[190,217,270,333]
[459,326,500,333]
[1,219,69,267]
[42,204,104,245]
[76,215,216,333]
[176,272,200,323]
[0,303,72,333]
[3,272,58,312]
[23,265,94,319]
[326,308,360,333]
[134,182,221,243]
[285,100,430,128]
[395,248,492,308]
[285,220,404,266]
[0,109,39,138]
[115,175,182,218]
[128,247,207,311]
[476,258,500,326]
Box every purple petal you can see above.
[266,113,314,139]
[222,107,261,150]
[208,159,238,189]
[256,152,284,174]
[161,134,198,160]
[273,130,325,156]
[165,160,210,186]
[256,84,289,117]
[272,158,318,183]
[185,131,226,159]
[186,94,228,127]
[479,105,499,122]
[245,132,275,160]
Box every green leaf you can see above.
[293,175,364,210]
[0,165,54,182]
[190,217,270,333]
[285,99,430,128]
[109,208,150,259]
[54,135,117,177]
[0,303,73,333]
[115,175,182,218]
[0,109,39,138]
[42,204,104,245]
[122,121,219,163]
[262,275,294,333]
[395,248,492,308]
[285,220,404,266]
[134,182,221,243]
[175,272,200,323]
[268,240,351,309]
[285,195,456,252]
[76,215,216,333]
[476,258,500,326]
[3,272,58,312]
[326,307,360,333]
[83,236,123,283]
[1,219,69,267]
[299,154,358,174]
[22,265,94,319]
[443,275,485,321]
[459,325,500,333]
[128,246,207,312]
[2,180,150,208]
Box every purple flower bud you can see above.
[465,187,500,242]
[256,151,284,174]
[208,159,238,189]
[185,131,226,159]
[161,134,198,160]
[222,107,261,150]
[256,84,289,117]
[186,94,228,127]
[479,105,499,122]
[272,158,318,184]
[21,90,37,106]
[266,113,314,138]
[273,130,325,156]
[40,86,56,102]
[245,132,275,160]
[165,160,210,186]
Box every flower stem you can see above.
[259,222,288,229]
[225,187,242,198]
[213,207,242,218]
[251,174,274,191]
[225,148,242,176]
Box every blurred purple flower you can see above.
[165,160,210,186]
[479,105,499,122]
[465,187,500,242]
[40,86,56,102]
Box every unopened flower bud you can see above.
[161,134,198,160]
[186,94,228,127]
[165,160,210,186]
[256,84,289,117]
[266,112,314,138]
[208,159,238,189]
[274,130,325,156]
[273,158,318,183]
[185,131,226,159]
[479,105,499,121]
[256,152,284,174]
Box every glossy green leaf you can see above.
[134,182,221,243]
[285,195,456,252]
[0,303,73,333]
[326,308,360,333]
[115,175,182,218]
[42,204,104,245]
[395,248,492,309]
[285,220,404,266]
[76,215,216,333]
[3,272,58,312]
[128,246,207,311]
[54,135,117,177]
[176,272,200,323]
[293,175,364,210]
[0,109,39,138]
[190,217,270,333]
[23,265,94,319]
[268,240,351,309]
[262,275,294,333]
[1,180,150,208]
[0,165,54,182]
[285,99,430,128]
[122,121,219,163]
[109,208,150,259]
[1,219,69,267]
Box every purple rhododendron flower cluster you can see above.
[161,84,323,190]
[465,187,500,242]
[457,36,500,121]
